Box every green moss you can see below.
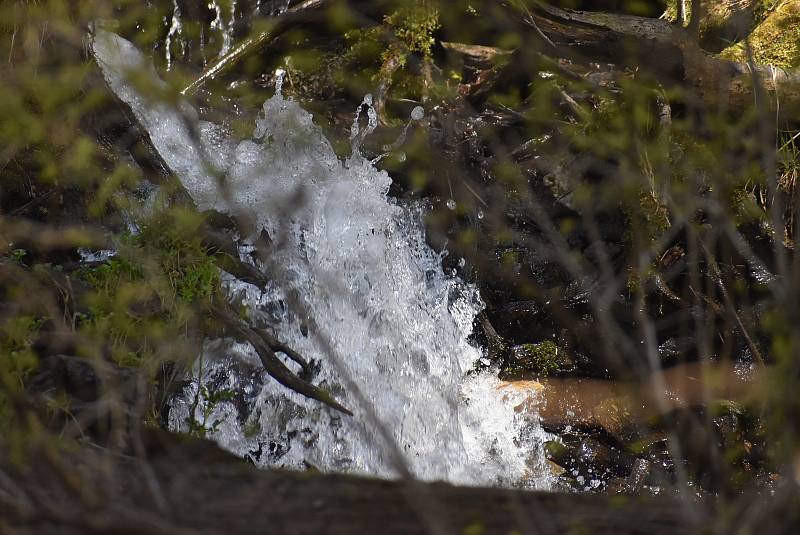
[79,212,222,368]
[0,315,45,428]
[620,188,671,255]
[339,4,440,113]
[463,522,485,535]
[505,341,560,377]
[720,0,800,68]
[661,0,680,23]
[384,5,440,60]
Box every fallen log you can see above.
[522,1,800,122]
[501,360,763,440]
[0,439,705,534]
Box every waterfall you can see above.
[92,29,555,489]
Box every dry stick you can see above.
[131,372,169,514]
[181,0,330,96]
[513,0,557,51]
[698,239,766,367]
[556,85,589,121]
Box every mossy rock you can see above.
[720,0,800,69]
[501,341,574,378]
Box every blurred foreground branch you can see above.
[0,439,702,535]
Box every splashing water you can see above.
[92,30,555,488]
[209,0,236,58]
[164,0,184,71]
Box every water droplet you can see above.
[458,258,466,268]
[477,209,484,220]
[410,106,424,121]
[274,68,286,96]
[446,199,457,210]
[396,151,406,162]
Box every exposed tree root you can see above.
[216,305,352,416]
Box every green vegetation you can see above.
[0,315,44,426]
[517,341,560,376]
[501,341,561,377]
[384,4,441,62]
[185,383,235,438]
[78,212,221,368]
[720,0,800,68]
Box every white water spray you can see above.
[164,0,184,71]
[209,0,235,58]
[92,30,555,488]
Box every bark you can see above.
[0,440,704,534]
[524,1,800,122]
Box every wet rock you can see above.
[605,458,653,494]
[545,433,637,492]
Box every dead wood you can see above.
[216,304,352,415]
[521,1,800,122]
[0,440,705,535]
